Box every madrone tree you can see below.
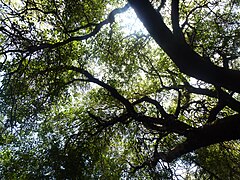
[0,0,240,179]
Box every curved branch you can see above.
[157,114,240,162]
[128,0,240,93]
[66,66,136,114]
[137,115,194,136]
[133,96,168,118]
[1,3,130,55]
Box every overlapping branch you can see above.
[63,65,240,163]
[128,0,240,93]
[0,3,130,55]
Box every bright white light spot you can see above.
[116,8,148,35]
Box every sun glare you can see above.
[116,7,148,35]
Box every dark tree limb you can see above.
[128,0,240,93]
[88,112,130,128]
[156,114,240,162]
[171,0,184,40]
[161,82,240,114]
[207,87,227,123]
[207,99,225,123]
[132,96,168,118]
[0,3,130,55]
[64,65,140,119]
[27,4,130,54]
[41,65,240,164]
[174,90,182,117]
[137,115,194,136]
[65,66,194,136]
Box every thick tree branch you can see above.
[68,66,134,112]
[161,83,240,113]
[137,115,194,136]
[182,83,240,113]
[174,90,182,117]
[207,100,225,123]
[65,66,138,117]
[157,114,240,162]
[128,0,240,93]
[171,0,184,40]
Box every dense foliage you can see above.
[0,0,240,179]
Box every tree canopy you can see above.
[0,0,240,179]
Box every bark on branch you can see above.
[157,114,240,162]
[128,0,240,93]
[171,0,183,40]
[128,0,240,163]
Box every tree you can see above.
[0,0,240,178]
